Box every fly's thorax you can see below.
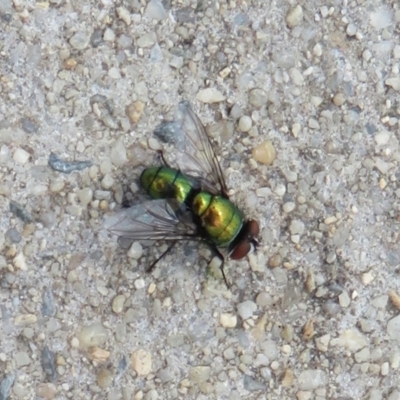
[192,192,243,247]
[140,167,193,204]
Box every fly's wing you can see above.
[103,199,198,242]
[154,101,229,196]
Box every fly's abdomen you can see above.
[192,192,243,247]
[140,167,193,204]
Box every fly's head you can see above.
[230,220,260,260]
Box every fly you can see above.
[104,101,259,287]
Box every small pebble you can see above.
[336,329,368,351]
[69,31,90,50]
[248,88,267,108]
[88,346,110,362]
[289,220,305,235]
[385,78,400,91]
[286,5,303,28]
[237,300,257,320]
[112,295,126,314]
[131,349,152,375]
[116,7,131,25]
[127,241,143,259]
[346,23,357,36]
[333,92,346,106]
[189,366,210,383]
[97,368,113,389]
[110,138,128,167]
[238,116,252,132]
[145,0,167,21]
[252,141,276,165]
[282,202,295,213]
[126,101,144,124]
[77,188,93,206]
[137,32,157,48]
[101,174,114,190]
[220,313,237,328]
[196,88,225,103]
[387,315,400,342]
[77,323,108,348]
[338,291,351,307]
[297,369,326,390]
[362,271,374,285]
[13,253,28,270]
[13,148,30,164]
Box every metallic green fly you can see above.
[105,101,259,286]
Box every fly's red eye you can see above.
[230,241,251,260]
[248,220,260,238]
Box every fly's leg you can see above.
[210,246,230,289]
[156,150,170,167]
[146,241,177,273]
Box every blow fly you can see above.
[105,101,259,287]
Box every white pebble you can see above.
[346,24,357,36]
[110,138,128,167]
[13,148,30,164]
[13,253,27,270]
[127,241,143,259]
[238,116,252,132]
[282,202,295,213]
[289,67,304,86]
[145,0,167,21]
[237,300,257,320]
[101,174,114,190]
[375,131,390,145]
[385,77,400,91]
[196,88,226,103]
[116,7,131,25]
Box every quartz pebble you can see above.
[13,148,30,164]
[387,315,400,342]
[127,241,143,259]
[237,300,257,320]
[336,329,367,351]
[238,116,252,132]
[145,0,167,20]
[297,369,326,390]
[69,31,90,50]
[248,88,267,108]
[77,323,108,348]
[196,88,225,103]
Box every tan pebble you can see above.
[268,254,282,268]
[389,289,400,310]
[323,216,337,225]
[63,58,77,70]
[134,390,144,400]
[219,67,231,78]
[88,346,110,362]
[251,313,267,341]
[219,313,237,328]
[282,324,294,342]
[35,383,57,399]
[21,224,35,237]
[97,368,113,388]
[99,200,108,211]
[379,178,387,190]
[126,101,145,124]
[332,92,346,106]
[252,140,276,165]
[281,368,294,387]
[112,295,125,313]
[131,349,152,375]
[14,314,37,326]
[305,269,315,293]
[286,5,303,28]
[148,282,156,294]
[302,319,315,340]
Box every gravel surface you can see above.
[1,0,400,399]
